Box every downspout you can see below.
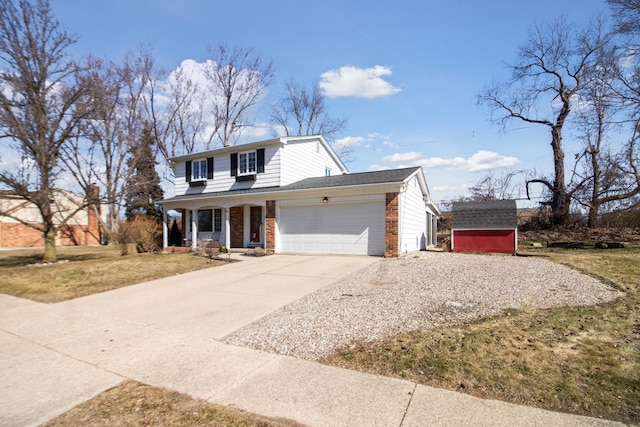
[399,183,407,254]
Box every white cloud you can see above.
[432,185,464,192]
[383,140,399,149]
[319,65,401,99]
[383,151,422,162]
[368,164,390,171]
[332,136,365,152]
[415,150,519,172]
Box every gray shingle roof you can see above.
[282,167,420,190]
[161,167,420,203]
[451,200,517,230]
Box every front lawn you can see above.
[0,245,222,303]
[322,248,640,424]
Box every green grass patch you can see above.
[0,246,222,303]
[322,248,640,424]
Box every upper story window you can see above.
[230,148,265,180]
[325,167,331,176]
[192,159,208,181]
[238,151,256,175]
[185,157,213,185]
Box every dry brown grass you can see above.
[322,247,640,424]
[42,380,305,427]
[0,245,223,303]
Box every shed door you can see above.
[453,229,516,253]
[279,203,385,255]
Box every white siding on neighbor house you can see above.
[399,174,428,253]
[280,138,345,185]
[174,145,281,196]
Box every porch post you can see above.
[162,210,168,249]
[191,209,197,250]
[224,207,231,250]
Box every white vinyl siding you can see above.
[399,175,428,253]
[174,145,281,195]
[278,201,385,256]
[280,138,345,185]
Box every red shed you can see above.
[451,200,518,254]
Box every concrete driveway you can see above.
[56,254,379,340]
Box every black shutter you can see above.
[185,160,192,182]
[207,157,214,180]
[257,148,265,173]
[230,153,238,177]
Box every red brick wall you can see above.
[0,222,101,248]
[0,223,44,247]
[265,200,275,254]
[385,192,399,257]
[0,185,102,248]
[230,206,244,247]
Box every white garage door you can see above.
[279,202,385,256]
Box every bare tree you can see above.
[203,44,274,147]
[61,49,155,240]
[478,17,608,225]
[608,0,640,34]
[468,170,525,202]
[271,80,347,139]
[270,79,350,160]
[571,43,640,227]
[0,0,89,262]
[150,61,208,162]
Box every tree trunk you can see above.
[588,145,601,228]
[550,125,570,225]
[43,223,57,263]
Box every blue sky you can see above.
[55,0,609,205]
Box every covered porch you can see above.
[161,202,267,252]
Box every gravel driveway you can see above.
[223,251,624,360]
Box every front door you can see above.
[250,206,262,243]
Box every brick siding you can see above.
[0,186,102,248]
[265,200,276,254]
[385,192,399,257]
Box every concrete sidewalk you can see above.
[0,255,625,426]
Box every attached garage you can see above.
[451,200,518,254]
[278,202,386,256]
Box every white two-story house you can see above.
[160,135,439,257]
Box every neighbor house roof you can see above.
[451,199,517,230]
[161,167,423,204]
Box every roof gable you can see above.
[452,200,517,230]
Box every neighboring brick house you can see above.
[160,135,440,257]
[0,186,103,248]
[451,199,518,254]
